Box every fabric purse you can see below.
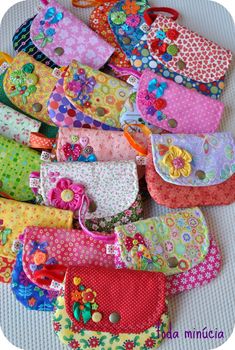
[52,266,169,350]
[108,0,150,58]
[0,197,73,283]
[136,69,224,133]
[145,7,232,85]
[0,102,41,145]
[13,0,114,70]
[36,160,143,232]
[146,133,235,207]
[0,135,41,201]
[11,249,59,311]
[22,226,115,291]
[62,61,132,129]
[114,208,209,275]
[1,52,58,125]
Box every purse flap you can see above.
[108,0,150,58]
[3,52,56,125]
[48,77,120,130]
[0,198,73,260]
[65,266,166,334]
[0,102,41,145]
[151,133,235,186]
[115,208,209,275]
[23,227,115,290]
[136,69,224,133]
[147,14,232,83]
[30,0,114,69]
[0,135,41,201]
[63,61,132,128]
[40,160,139,219]
[56,128,147,162]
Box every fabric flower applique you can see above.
[33,7,63,47]
[9,63,38,104]
[48,178,87,211]
[62,136,97,162]
[146,78,168,121]
[72,276,99,324]
[29,241,57,273]
[162,145,193,179]
[151,27,180,62]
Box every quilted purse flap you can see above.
[63,61,132,128]
[146,13,232,83]
[151,133,235,186]
[0,102,41,145]
[56,128,147,162]
[108,0,150,58]
[40,160,139,219]
[0,135,41,201]
[3,52,56,125]
[115,208,209,275]
[30,0,114,69]
[0,198,73,260]
[136,69,224,133]
[23,227,115,290]
[65,266,166,334]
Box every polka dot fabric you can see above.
[22,227,116,291]
[137,70,224,133]
[65,266,166,334]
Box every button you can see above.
[92,312,102,323]
[89,201,97,213]
[195,170,206,180]
[168,119,178,128]
[32,103,42,112]
[96,107,106,117]
[54,47,64,56]
[177,60,186,70]
[122,37,131,45]
[109,312,121,324]
[167,257,178,268]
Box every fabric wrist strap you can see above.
[144,7,179,26]
[124,124,152,156]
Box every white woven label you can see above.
[136,155,147,166]
[29,177,40,188]
[127,75,139,87]
[52,67,62,79]
[0,62,9,75]
[50,280,64,291]
[41,151,51,161]
[140,23,150,33]
[106,244,115,255]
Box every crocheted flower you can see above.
[166,28,180,40]
[154,98,167,110]
[71,290,82,302]
[122,0,140,15]
[33,251,47,266]
[48,178,86,211]
[110,11,127,25]
[138,90,155,107]
[151,39,168,55]
[82,288,97,304]
[67,80,83,93]
[126,14,141,27]
[156,30,166,40]
[162,146,192,179]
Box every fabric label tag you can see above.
[127,75,139,88]
[29,177,40,189]
[106,244,115,255]
[140,23,150,33]
[41,151,51,161]
[52,67,62,79]
[50,280,64,291]
[0,62,9,75]
[136,155,147,166]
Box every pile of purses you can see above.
[0,0,233,349]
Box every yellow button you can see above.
[26,73,39,85]
[92,312,102,323]
[61,189,74,202]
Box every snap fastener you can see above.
[177,59,186,70]
[96,107,106,117]
[89,201,97,213]
[92,312,102,323]
[195,170,206,180]
[167,257,178,268]
[167,119,178,128]
[54,47,64,56]
[32,103,42,112]
[109,312,121,324]
[122,37,131,45]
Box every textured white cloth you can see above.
[0,0,234,349]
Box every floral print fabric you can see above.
[114,208,209,275]
[151,133,235,186]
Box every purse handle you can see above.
[71,0,117,8]
[34,264,67,287]
[124,124,152,156]
[0,52,13,66]
[144,7,179,26]
[30,132,56,150]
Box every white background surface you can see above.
[0,0,234,349]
